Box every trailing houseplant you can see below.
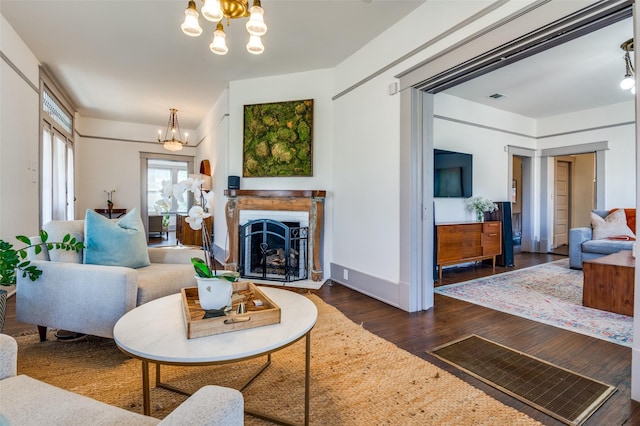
[0,230,84,286]
[0,230,84,332]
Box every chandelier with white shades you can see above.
[180,0,267,55]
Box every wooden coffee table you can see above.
[113,286,317,425]
[582,250,635,316]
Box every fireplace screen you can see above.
[239,219,308,282]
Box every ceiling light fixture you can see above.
[180,0,267,55]
[620,38,635,94]
[158,108,188,152]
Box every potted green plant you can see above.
[465,196,498,222]
[0,231,84,331]
[191,256,239,311]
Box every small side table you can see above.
[583,250,635,316]
[94,208,127,219]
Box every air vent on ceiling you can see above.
[488,93,507,99]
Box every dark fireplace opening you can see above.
[239,219,308,282]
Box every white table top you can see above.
[113,286,318,364]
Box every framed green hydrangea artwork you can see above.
[243,99,313,177]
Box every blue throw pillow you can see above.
[84,207,151,268]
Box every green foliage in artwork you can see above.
[243,99,313,177]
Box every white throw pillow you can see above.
[591,208,635,240]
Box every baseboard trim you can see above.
[330,263,401,309]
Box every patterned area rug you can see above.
[435,259,633,347]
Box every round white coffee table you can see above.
[113,286,317,425]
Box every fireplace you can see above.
[224,190,326,282]
[239,218,309,282]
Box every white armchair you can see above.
[0,334,244,425]
[16,219,204,341]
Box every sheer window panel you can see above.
[41,126,53,224]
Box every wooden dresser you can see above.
[436,221,502,280]
[176,215,213,247]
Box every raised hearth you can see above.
[224,189,326,282]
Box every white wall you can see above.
[537,101,636,210]
[332,70,401,286]
[208,69,335,276]
[433,94,537,223]
[330,0,548,309]
[75,117,197,219]
[0,14,41,240]
[431,97,635,242]
[196,90,229,260]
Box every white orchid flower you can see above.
[202,190,215,210]
[187,178,204,201]
[185,205,211,230]
[188,178,204,192]
[154,199,170,214]
[172,180,190,203]
[160,180,175,203]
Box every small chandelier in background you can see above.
[158,108,188,152]
[620,38,635,94]
[180,0,267,55]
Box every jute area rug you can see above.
[14,295,540,425]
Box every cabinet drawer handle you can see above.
[487,233,497,237]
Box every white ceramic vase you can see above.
[196,277,233,310]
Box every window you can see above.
[140,153,194,240]
[41,79,74,224]
[147,159,189,214]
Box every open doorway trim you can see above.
[538,142,608,252]
[139,152,195,242]
[399,0,631,312]
[508,146,535,252]
[399,1,632,92]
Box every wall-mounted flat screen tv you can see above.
[434,149,472,198]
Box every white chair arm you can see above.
[159,385,244,426]
[0,334,17,380]
[16,261,138,339]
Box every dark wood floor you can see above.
[314,253,640,426]
[4,252,639,425]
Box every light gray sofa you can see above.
[16,219,203,341]
[0,333,244,425]
[569,209,634,269]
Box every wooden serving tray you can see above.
[181,281,281,339]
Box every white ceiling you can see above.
[443,16,635,119]
[1,1,635,129]
[1,0,425,129]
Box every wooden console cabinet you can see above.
[176,214,212,247]
[436,221,502,280]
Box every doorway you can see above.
[511,156,523,253]
[550,153,596,255]
[554,159,570,249]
